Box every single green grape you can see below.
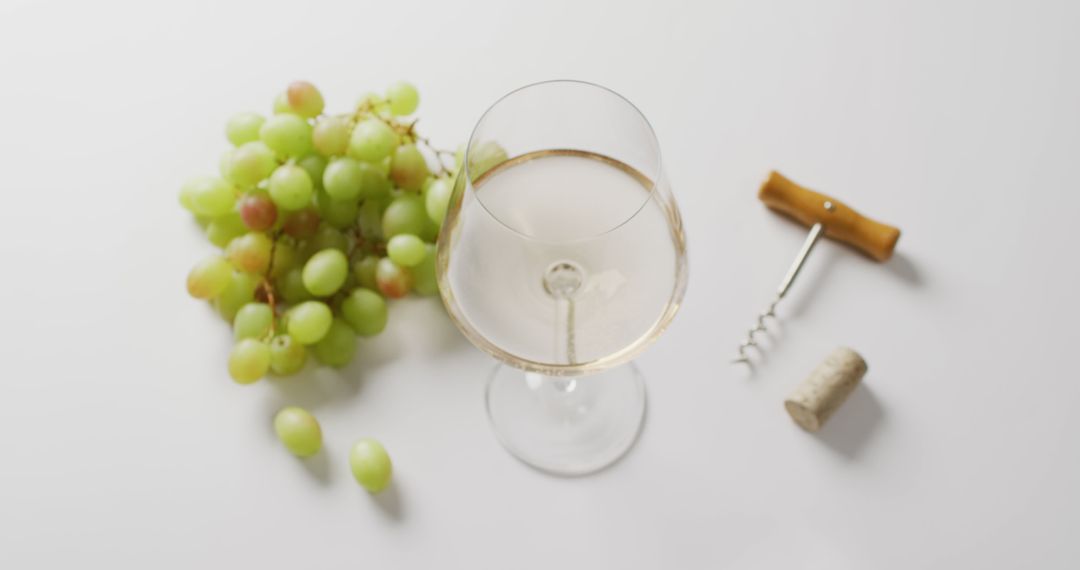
[186,255,233,300]
[206,212,247,248]
[269,239,297,279]
[226,232,273,274]
[412,244,439,296]
[375,257,414,299]
[228,141,279,188]
[390,144,430,191]
[316,188,359,229]
[286,81,325,119]
[357,161,392,200]
[302,249,348,296]
[274,407,322,456]
[260,113,313,158]
[323,157,364,202]
[313,116,352,156]
[357,198,386,241]
[312,318,357,367]
[268,164,314,211]
[425,177,453,226]
[382,194,427,238]
[287,301,333,344]
[385,81,419,116]
[269,334,307,375]
[349,438,393,493]
[348,118,398,162]
[353,255,380,290]
[233,302,273,340]
[238,191,278,231]
[277,267,313,304]
[341,288,388,336]
[305,225,348,254]
[215,271,260,321]
[228,338,270,384]
[297,154,327,190]
[386,234,426,267]
[468,141,509,180]
[183,176,235,218]
[226,112,266,146]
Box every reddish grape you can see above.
[239,193,278,231]
[375,257,414,299]
[283,209,320,239]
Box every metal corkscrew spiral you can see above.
[732,222,825,363]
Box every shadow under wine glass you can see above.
[436,80,688,476]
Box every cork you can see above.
[784,347,867,432]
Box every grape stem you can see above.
[260,232,283,338]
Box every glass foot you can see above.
[485,362,646,476]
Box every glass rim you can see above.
[463,79,665,243]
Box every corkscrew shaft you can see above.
[732,223,824,363]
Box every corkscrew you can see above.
[733,172,901,364]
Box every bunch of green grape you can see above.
[181,80,461,383]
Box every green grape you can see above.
[412,244,439,296]
[341,288,388,336]
[468,141,509,180]
[316,188,359,229]
[358,161,392,199]
[183,176,235,218]
[357,198,386,241]
[353,255,379,290]
[425,177,453,226]
[302,249,348,296]
[322,157,364,201]
[268,164,314,210]
[277,267,313,304]
[226,112,266,146]
[287,301,333,344]
[382,194,427,238]
[186,255,232,299]
[312,318,357,367]
[269,334,307,375]
[228,141,278,187]
[348,118,398,162]
[233,302,273,340]
[206,212,247,248]
[226,232,273,274]
[306,225,348,254]
[385,81,419,116]
[349,438,392,493]
[386,234,425,267]
[260,113,313,158]
[228,338,270,384]
[269,239,297,279]
[215,271,260,321]
[297,154,327,189]
[273,407,322,456]
[389,144,429,191]
[375,257,414,299]
[286,81,325,119]
[313,116,352,156]
[273,92,291,114]
[283,209,320,239]
[419,214,440,243]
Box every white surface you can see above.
[2,0,1078,568]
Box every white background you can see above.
[2,0,1078,568]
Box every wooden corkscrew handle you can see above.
[758,171,901,262]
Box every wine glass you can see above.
[436,80,688,475]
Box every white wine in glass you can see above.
[437,81,688,475]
